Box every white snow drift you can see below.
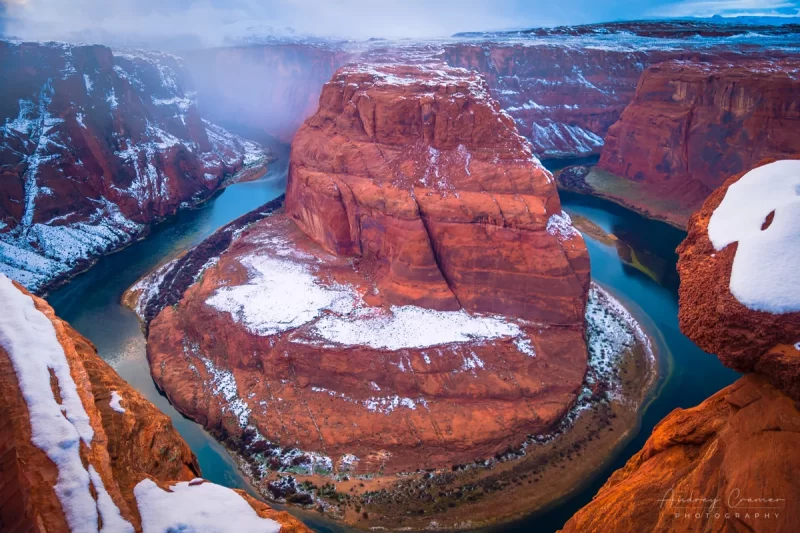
[708,160,800,314]
[134,478,280,533]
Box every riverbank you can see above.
[556,165,695,230]
[32,157,272,298]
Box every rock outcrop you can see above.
[287,64,590,323]
[0,41,269,293]
[597,59,800,225]
[0,274,309,533]
[560,161,800,533]
[677,158,800,400]
[560,374,799,533]
[144,64,591,480]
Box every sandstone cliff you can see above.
[597,59,800,225]
[0,41,269,293]
[560,160,800,532]
[0,273,309,533]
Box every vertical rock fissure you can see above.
[412,194,465,310]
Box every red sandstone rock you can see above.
[560,374,800,533]
[598,59,800,219]
[145,64,590,476]
[0,278,309,533]
[677,159,800,400]
[287,64,590,324]
[0,41,268,293]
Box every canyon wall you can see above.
[0,41,268,293]
[597,59,800,218]
[0,274,309,533]
[439,43,658,159]
[560,160,800,533]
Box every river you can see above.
[47,153,739,532]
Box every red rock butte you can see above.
[146,63,592,475]
[287,64,590,324]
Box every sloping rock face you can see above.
[185,43,351,143]
[287,64,590,324]
[146,64,590,477]
[560,162,800,533]
[0,275,309,533]
[560,374,799,533]
[0,41,268,293]
[598,59,800,219]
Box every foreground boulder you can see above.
[678,159,800,400]
[0,274,309,533]
[561,160,800,532]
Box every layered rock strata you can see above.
[596,59,800,225]
[145,64,591,477]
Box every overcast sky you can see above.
[1,0,798,45]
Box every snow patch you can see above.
[88,466,134,533]
[109,391,126,413]
[134,478,280,533]
[547,211,580,241]
[707,160,800,313]
[206,254,356,337]
[311,305,523,351]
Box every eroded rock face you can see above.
[287,64,590,324]
[0,276,309,533]
[0,41,268,293]
[439,44,658,159]
[145,64,590,477]
[598,59,800,221]
[560,374,800,533]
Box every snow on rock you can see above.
[207,250,534,351]
[134,478,281,533]
[109,391,126,413]
[200,355,251,428]
[0,41,269,294]
[206,254,356,337]
[707,160,800,314]
[584,283,654,391]
[311,305,523,351]
[88,466,134,533]
[0,274,126,532]
[547,211,581,241]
